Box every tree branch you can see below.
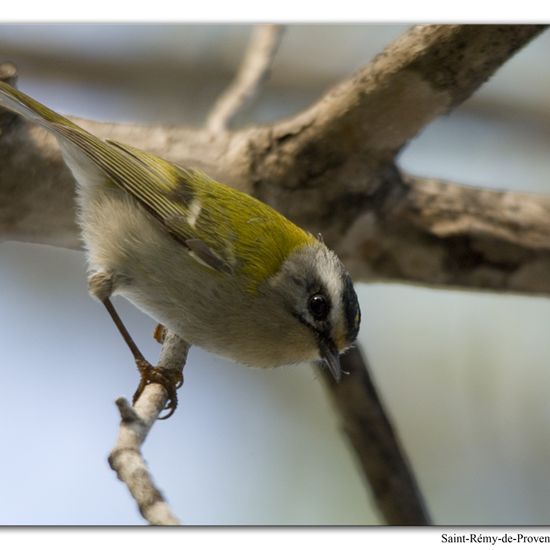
[270,25,546,156]
[318,345,430,525]
[2,25,545,259]
[245,25,546,240]
[339,174,550,295]
[108,331,188,525]
[4,114,550,296]
[206,24,284,132]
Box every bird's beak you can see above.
[318,337,342,382]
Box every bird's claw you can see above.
[133,358,183,420]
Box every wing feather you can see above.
[0,81,315,287]
[53,124,232,274]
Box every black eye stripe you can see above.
[342,272,360,342]
[292,312,331,342]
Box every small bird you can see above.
[0,81,361,416]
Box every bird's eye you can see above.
[308,294,329,321]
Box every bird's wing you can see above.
[53,126,234,274]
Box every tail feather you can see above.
[0,81,80,131]
[0,81,113,191]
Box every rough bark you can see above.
[341,174,550,295]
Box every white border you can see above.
[2,1,550,22]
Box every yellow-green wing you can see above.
[107,139,317,290]
[0,81,315,288]
[53,125,233,274]
[0,80,227,271]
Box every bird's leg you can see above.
[88,272,182,419]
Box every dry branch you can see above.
[343,174,550,294]
[108,331,188,525]
[0,24,547,525]
[319,346,430,525]
[206,24,284,132]
[245,25,546,240]
[1,26,546,293]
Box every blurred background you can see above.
[1,24,550,525]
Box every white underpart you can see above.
[187,198,202,228]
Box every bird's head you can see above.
[266,241,361,380]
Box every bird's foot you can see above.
[133,358,184,420]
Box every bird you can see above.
[0,81,361,417]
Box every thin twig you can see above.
[108,331,189,525]
[318,345,431,525]
[206,24,284,132]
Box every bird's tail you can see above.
[0,80,81,132]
